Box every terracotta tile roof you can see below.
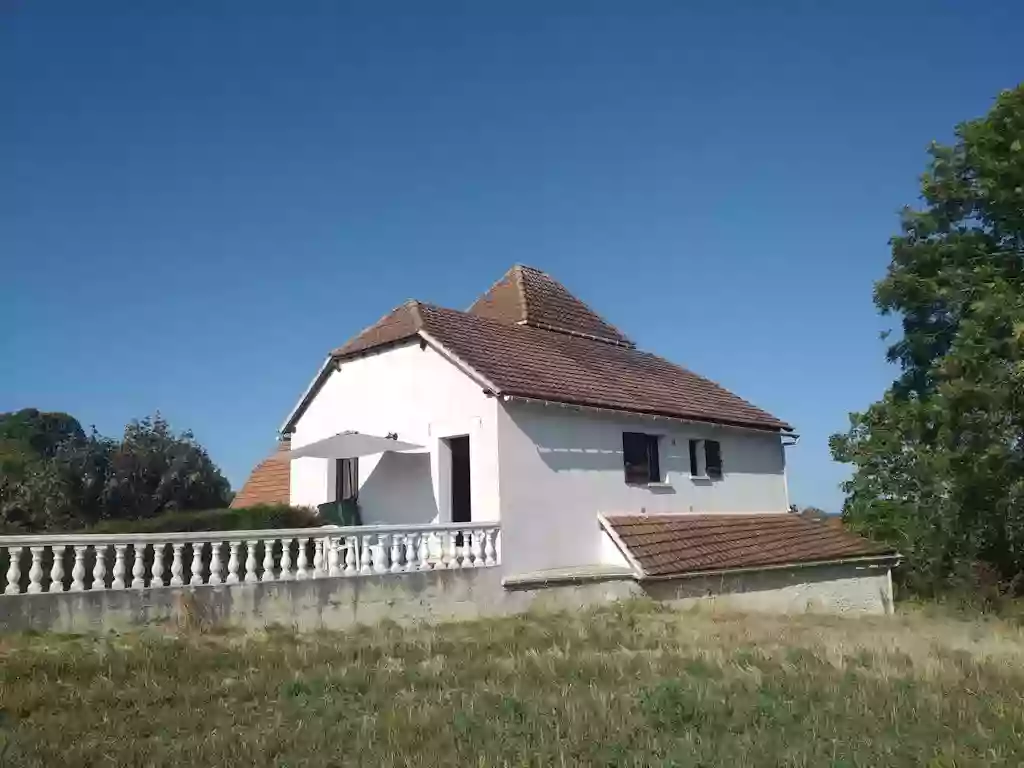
[310,266,791,433]
[231,441,291,508]
[468,265,634,346]
[602,514,896,578]
[332,301,422,358]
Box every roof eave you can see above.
[499,393,794,435]
[637,552,902,582]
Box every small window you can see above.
[688,439,724,479]
[623,432,661,484]
[705,440,723,479]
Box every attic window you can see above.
[623,432,660,484]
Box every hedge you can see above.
[82,504,321,534]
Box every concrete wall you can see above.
[497,401,790,572]
[0,564,892,634]
[289,342,500,525]
[644,563,893,615]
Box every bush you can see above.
[82,504,321,534]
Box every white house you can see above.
[232,265,897,610]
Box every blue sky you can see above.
[2,2,1021,511]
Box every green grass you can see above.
[2,603,1024,766]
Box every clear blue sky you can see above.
[2,2,1021,512]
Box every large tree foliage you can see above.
[0,411,231,532]
[831,85,1024,596]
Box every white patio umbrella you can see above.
[284,431,423,460]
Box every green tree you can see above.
[0,412,231,531]
[831,85,1024,596]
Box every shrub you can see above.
[82,504,320,534]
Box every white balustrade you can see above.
[0,522,501,596]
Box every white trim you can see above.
[417,329,502,393]
[280,355,335,434]
[596,513,647,578]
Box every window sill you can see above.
[644,482,673,489]
[689,475,714,483]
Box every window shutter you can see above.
[646,435,661,483]
[688,440,699,476]
[705,440,723,479]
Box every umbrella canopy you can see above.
[285,431,423,460]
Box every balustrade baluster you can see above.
[131,543,146,588]
[208,542,223,585]
[152,544,166,587]
[312,539,324,577]
[70,546,87,591]
[189,543,205,586]
[226,541,241,584]
[26,546,44,593]
[325,537,340,577]
[344,536,357,575]
[446,531,460,569]
[295,538,309,580]
[50,545,67,592]
[403,534,418,572]
[357,535,371,574]
[278,539,293,581]
[5,546,21,595]
[92,545,108,590]
[111,544,127,589]
[262,539,276,582]
[389,534,402,573]
[484,528,497,566]
[168,544,184,586]
[244,540,259,583]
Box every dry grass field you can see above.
[1,601,1023,766]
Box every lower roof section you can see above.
[600,513,897,579]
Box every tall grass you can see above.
[1,603,1023,766]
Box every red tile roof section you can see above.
[317,266,792,433]
[230,441,291,508]
[420,304,791,430]
[602,514,896,577]
[468,265,634,346]
[332,301,422,358]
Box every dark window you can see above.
[448,435,472,524]
[623,432,660,484]
[705,440,723,479]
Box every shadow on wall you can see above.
[358,451,440,525]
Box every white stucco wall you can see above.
[288,342,500,525]
[497,402,789,573]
